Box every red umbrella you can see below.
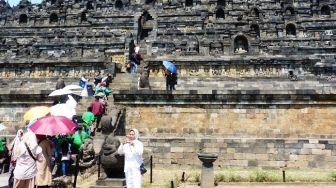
[29,116,76,136]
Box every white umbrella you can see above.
[50,103,76,120]
[0,123,6,132]
[66,95,77,109]
[49,88,73,97]
[64,85,83,96]
[64,85,83,90]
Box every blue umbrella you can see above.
[162,60,177,74]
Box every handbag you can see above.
[140,163,147,175]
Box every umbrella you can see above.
[24,106,50,121]
[64,85,83,90]
[0,124,6,132]
[162,60,177,74]
[49,88,73,97]
[50,103,76,120]
[29,116,76,136]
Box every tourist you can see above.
[35,135,54,188]
[82,110,95,134]
[8,129,23,188]
[71,126,89,153]
[126,61,137,74]
[0,137,8,174]
[55,78,65,90]
[164,69,177,91]
[90,94,105,132]
[117,129,144,188]
[60,138,71,176]
[94,71,103,87]
[101,73,113,88]
[13,131,44,188]
[79,74,89,97]
[95,82,112,97]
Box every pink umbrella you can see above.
[29,116,76,136]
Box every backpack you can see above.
[79,79,86,88]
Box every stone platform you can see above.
[90,178,126,188]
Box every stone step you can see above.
[92,178,126,187]
[111,73,138,90]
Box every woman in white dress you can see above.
[117,129,144,188]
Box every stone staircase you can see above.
[110,73,139,91]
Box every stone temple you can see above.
[0,0,336,169]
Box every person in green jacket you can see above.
[82,111,95,134]
[95,82,112,96]
[0,137,5,153]
[71,126,89,152]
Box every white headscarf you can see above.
[8,129,24,161]
[130,128,139,140]
[15,131,38,157]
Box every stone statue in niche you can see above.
[234,38,247,54]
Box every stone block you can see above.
[300,148,312,155]
[229,160,248,167]
[248,160,258,167]
[311,149,323,155]
[255,154,269,161]
[171,152,183,159]
[227,148,236,153]
[171,147,184,153]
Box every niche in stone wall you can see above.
[138,11,154,41]
[49,13,58,24]
[115,0,123,9]
[286,23,296,36]
[185,0,193,7]
[250,24,260,37]
[145,0,155,5]
[81,12,87,22]
[321,5,331,16]
[86,2,94,10]
[234,35,248,54]
[285,6,295,16]
[19,14,28,24]
[251,8,259,18]
[215,8,225,19]
[217,0,225,6]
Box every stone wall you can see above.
[126,105,336,139]
[142,137,336,169]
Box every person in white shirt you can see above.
[13,131,44,188]
[117,129,143,188]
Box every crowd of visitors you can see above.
[0,45,154,188]
[0,70,118,188]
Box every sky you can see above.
[8,0,42,7]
